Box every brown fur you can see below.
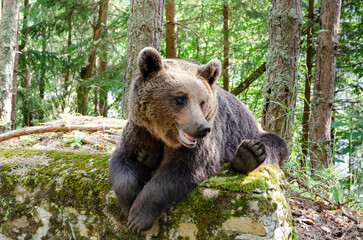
[109,47,288,232]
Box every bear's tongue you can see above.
[177,128,197,148]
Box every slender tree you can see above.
[222,0,229,91]
[98,5,108,117]
[39,27,46,121]
[165,0,177,58]
[120,0,165,117]
[18,0,32,127]
[262,0,302,142]
[62,10,73,111]
[76,0,109,115]
[98,57,108,116]
[0,0,20,131]
[301,0,314,166]
[11,5,20,130]
[309,0,342,169]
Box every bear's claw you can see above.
[127,215,155,233]
[231,140,266,173]
[127,204,159,233]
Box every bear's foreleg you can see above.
[231,132,288,173]
[109,122,163,218]
[109,151,151,218]
[127,161,200,232]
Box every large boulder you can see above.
[0,148,296,240]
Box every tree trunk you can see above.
[76,0,109,115]
[0,0,20,132]
[165,0,176,58]
[262,0,301,143]
[120,0,165,118]
[62,11,73,111]
[98,6,108,117]
[309,0,341,169]
[94,85,98,115]
[18,0,32,127]
[222,0,229,91]
[301,0,314,166]
[11,10,20,130]
[39,27,46,121]
[98,58,108,117]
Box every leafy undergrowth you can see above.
[1,115,362,239]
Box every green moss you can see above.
[0,175,17,220]
[0,147,110,179]
[289,218,298,240]
[254,195,277,215]
[0,148,39,158]
[202,173,269,193]
[229,194,250,217]
[201,164,283,194]
[0,148,112,214]
[166,189,234,239]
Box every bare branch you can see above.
[231,62,266,96]
[0,124,124,142]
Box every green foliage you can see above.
[62,131,85,148]
[15,0,130,125]
[284,157,362,209]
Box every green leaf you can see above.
[352,132,363,139]
[331,121,345,128]
[314,172,328,179]
[330,186,339,205]
[341,147,352,154]
[333,158,345,163]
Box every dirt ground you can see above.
[1,116,362,239]
[290,197,363,239]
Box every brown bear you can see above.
[109,47,288,232]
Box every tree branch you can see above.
[231,62,266,96]
[0,124,124,142]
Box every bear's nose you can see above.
[197,122,211,138]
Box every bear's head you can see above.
[128,47,221,148]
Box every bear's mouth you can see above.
[176,124,197,148]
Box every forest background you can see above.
[0,0,362,216]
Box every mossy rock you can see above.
[0,147,296,240]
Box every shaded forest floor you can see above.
[1,116,362,239]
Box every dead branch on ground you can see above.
[0,124,124,142]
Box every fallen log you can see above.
[0,124,124,142]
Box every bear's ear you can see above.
[137,47,163,79]
[198,59,221,86]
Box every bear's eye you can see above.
[176,96,187,106]
[200,100,206,110]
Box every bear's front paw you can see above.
[231,140,266,173]
[127,206,160,233]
